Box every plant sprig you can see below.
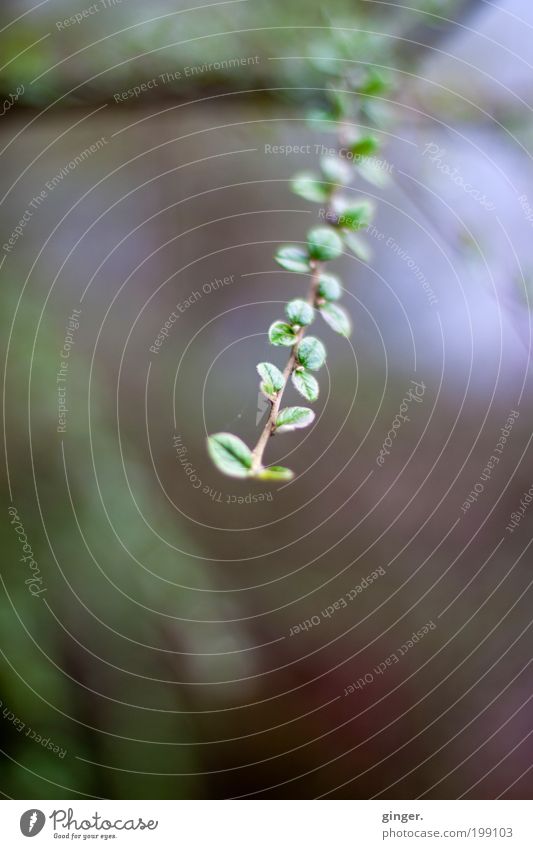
[208,33,392,481]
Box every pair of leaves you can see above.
[332,198,374,232]
[275,227,343,272]
[326,197,374,263]
[269,313,327,351]
[207,433,293,480]
[262,339,323,400]
[291,156,351,204]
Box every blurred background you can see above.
[1,0,533,799]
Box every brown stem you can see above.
[250,261,322,474]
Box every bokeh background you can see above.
[1,0,533,799]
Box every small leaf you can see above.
[292,369,319,402]
[274,245,311,273]
[276,406,315,433]
[350,135,380,159]
[285,299,314,326]
[257,465,294,481]
[207,433,252,478]
[291,172,331,203]
[320,303,352,337]
[329,89,351,119]
[358,68,390,96]
[269,321,297,347]
[320,155,351,184]
[306,109,340,133]
[358,157,391,188]
[317,273,342,301]
[308,45,342,76]
[335,200,374,231]
[297,336,326,371]
[344,232,372,262]
[257,362,284,395]
[364,100,393,130]
[307,227,344,261]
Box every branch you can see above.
[250,262,322,473]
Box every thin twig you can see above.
[250,72,359,474]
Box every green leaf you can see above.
[297,336,326,371]
[358,68,390,96]
[306,109,340,133]
[292,369,319,402]
[207,433,252,478]
[257,362,284,395]
[358,157,391,188]
[307,227,344,261]
[291,172,331,203]
[268,321,297,347]
[285,299,314,326]
[328,88,351,119]
[276,406,315,433]
[350,135,380,159]
[344,232,372,262]
[320,155,351,184]
[320,303,352,337]
[335,200,374,231]
[274,245,311,273]
[308,40,343,75]
[317,273,342,301]
[257,465,294,481]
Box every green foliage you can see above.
[276,406,315,433]
[333,199,374,232]
[319,302,352,336]
[208,29,391,480]
[257,466,295,481]
[358,157,391,188]
[350,135,380,157]
[297,337,326,371]
[292,369,319,402]
[269,321,298,347]
[285,299,314,326]
[207,433,253,478]
[257,362,285,397]
[344,232,372,262]
[306,109,339,132]
[317,273,342,301]
[320,156,351,184]
[274,245,311,273]
[291,173,330,202]
[307,227,344,261]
